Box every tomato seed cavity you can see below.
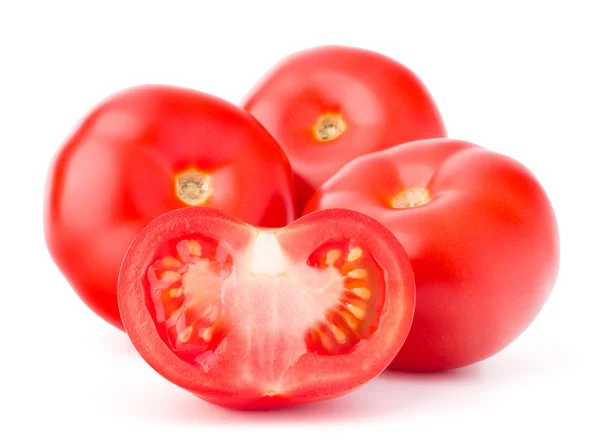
[305,243,383,355]
[391,188,431,209]
[146,236,229,365]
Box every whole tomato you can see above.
[305,138,559,371]
[242,45,447,212]
[45,86,295,330]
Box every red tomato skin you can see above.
[45,86,295,330]
[242,45,447,212]
[118,207,416,409]
[304,139,559,371]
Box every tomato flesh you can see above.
[119,207,415,409]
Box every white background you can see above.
[1,0,598,443]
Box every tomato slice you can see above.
[118,207,415,409]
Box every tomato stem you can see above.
[313,114,346,142]
[391,188,431,209]
[175,170,212,205]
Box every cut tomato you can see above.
[118,207,415,409]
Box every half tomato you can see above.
[118,207,415,408]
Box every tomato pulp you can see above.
[45,86,295,330]
[242,45,447,212]
[305,139,559,371]
[118,207,415,408]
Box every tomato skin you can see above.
[304,139,559,371]
[45,86,295,330]
[118,207,415,409]
[242,45,447,212]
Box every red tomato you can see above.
[242,45,447,212]
[304,139,559,371]
[45,86,295,330]
[118,207,415,409]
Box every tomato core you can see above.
[391,188,431,208]
[144,230,384,382]
[175,170,212,205]
[313,114,346,141]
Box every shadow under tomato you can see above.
[115,332,578,424]
[89,326,139,357]
[123,364,485,425]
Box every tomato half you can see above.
[242,45,447,212]
[45,86,295,330]
[118,207,415,409]
[304,139,559,371]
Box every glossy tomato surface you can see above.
[305,139,559,371]
[242,45,447,211]
[45,86,295,330]
[118,207,415,409]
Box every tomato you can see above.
[242,45,447,212]
[45,86,295,330]
[118,206,415,409]
[304,139,559,371]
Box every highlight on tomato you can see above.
[242,45,447,212]
[45,86,295,330]
[118,207,415,408]
[304,138,559,371]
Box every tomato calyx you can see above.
[174,170,212,206]
[391,187,431,209]
[313,114,346,142]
